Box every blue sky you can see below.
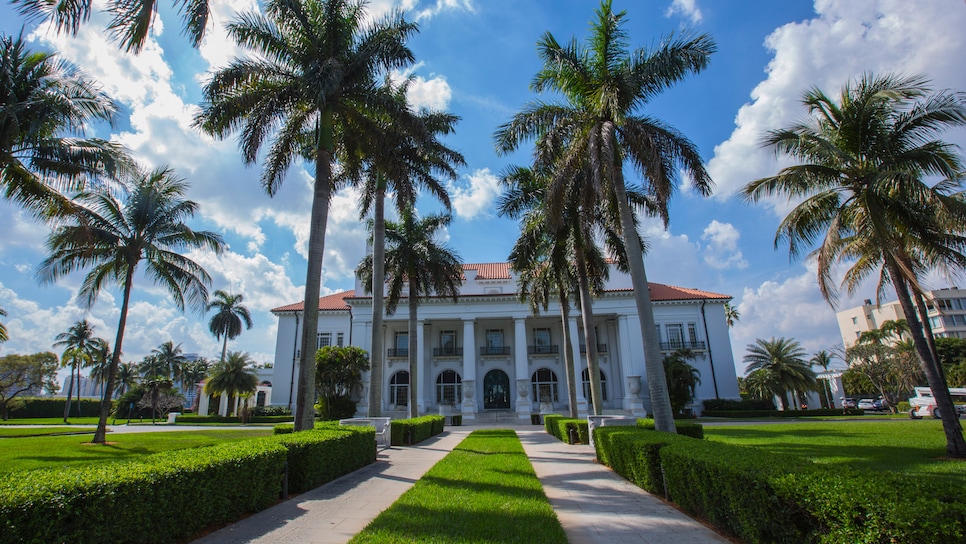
[1,0,965,381]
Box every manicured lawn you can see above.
[705,420,966,485]
[350,429,567,544]
[0,427,94,438]
[0,417,101,425]
[0,429,272,474]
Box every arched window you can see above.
[389,371,409,407]
[531,368,558,404]
[581,368,607,401]
[435,369,462,406]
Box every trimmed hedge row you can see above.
[390,415,445,446]
[702,408,865,418]
[593,427,966,543]
[175,414,293,424]
[7,397,102,418]
[0,426,377,543]
[636,418,704,439]
[543,415,702,443]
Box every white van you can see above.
[908,387,966,419]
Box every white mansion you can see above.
[270,262,740,421]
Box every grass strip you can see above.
[350,429,567,544]
[0,417,101,425]
[0,429,273,474]
[0,427,94,438]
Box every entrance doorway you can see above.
[483,369,511,409]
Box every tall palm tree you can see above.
[724,302,740,328]
[87,337,111,397]
[356,209,463,418]
[12,0,212,53]
[0,306,8,342]
[53,319,96,421]
[207,290,254,363]
[0,33,127,217]
[138,354,166,379]
[742,73,966,457]
[743,337,817,411]
[340,85,464,418]
[180,358,210,411]
[38,165,223,443]
[114,362,139,397]
[809,349,835,408]
[151,341,187,382]
[205,351,258,417]
[494,0,716,432]
[195,0,418,431]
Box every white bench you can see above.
[339,417,392,450]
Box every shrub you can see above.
[636,418,704,439]
[543,414,563,438]
[175,414,292,424]
[594,427,690,496]
[9,397,102,419]
[273,426,375,493]
[896,401,911,412]
[703,398,774,411]
[252,405,292,417]
[390,415,445,446]
[449,414,462,426]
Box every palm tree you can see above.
[114,362,139,397]
[663,348,701,415]
[87,337,112,397]
[724,302,740,328]
[207,290,254,363]
[53,319,96,421]
[180,358,210,411]
[0,33,127,217]
[138,354,167,379]
[0,306,8,342]
[38,165,223,443]
[809,349,835,408]
[205,351,258,417]
[743,337,817,411]
[195,0,418,431]
[150,341,187,382]
[494,0,716,432]
[12,0,212,53]
[356,209,462,418]
[742,73,966,457]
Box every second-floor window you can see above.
[317,332,332,349]
[440,330,457,353]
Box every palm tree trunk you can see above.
[220,334,228,363]
[408,294,418,419]
[575,249,604,415]
[295,113,335,432]
[63,370,74,422]
[368,183,387,417]
[889,264,966,457]
[75,363,82,418]
[93,271,134,443]
[914,292,943,381]
[611,167,676,433]
[558,291,579,418]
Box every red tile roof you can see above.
[271,290,354,313]
[464,262,511,280]
[646,283,730,301]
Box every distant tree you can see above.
[0,306,8,342]
[151,341,187,382]
[315,346,370,420]
[936,337,966,370]
[207,290,253,364]
[0,352,59,420]
[809,350,836,408]
[53,319,96,421]
[87,338,112,397]
[205,351,258,417]
[114,362,139,397]
[139,354,166,379]
[663,349,701,415]
[724,302,740,328]
[180,358,210,411]
[138,378,184,423]
[743,337,817,410]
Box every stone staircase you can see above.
[461,410,534,426]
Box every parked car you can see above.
[857,398,876,410]
[841,398,857,409]
[872,399,886,412]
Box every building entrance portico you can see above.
[483,369,510,409]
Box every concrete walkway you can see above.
[193,426,729,544]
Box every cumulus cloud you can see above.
[408,0,476,21]
[707,0,966,207]
[701,220,748,270]
[665,0,703,24]
[449,168,501,220]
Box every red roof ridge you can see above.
[271,290,355,313]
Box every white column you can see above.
[462,319,477,419]
[218,394,229,417]
[416,320,427,414]
[514,317,531,420]
[568,316,588,416]
[618,315,645,416]
[197,390,210,416]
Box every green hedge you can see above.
[8,397,102,418]
[272,421,344,434]
[542,415,590,444]
[390,415,445,446]
[273,426,375,494]
[701,408,865,418]
[636,418,704,439]
[175,414,293,424]
[702,398,774,411]
[0,439,287,543]
[594,426,966,543]
[544,414,564,438]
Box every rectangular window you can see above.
[317,332,332,349]
[851,316,858,324]
[687,323,699,344]
[440,330,456,350]
[486,329,504,348]
[336,332,344,347]
[533,328,551,347]
[395,331,408,349]
[665,324,684,348]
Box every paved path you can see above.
[192,425,729,544]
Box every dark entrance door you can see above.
[483,369,511,409]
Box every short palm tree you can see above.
[151,341,187,382]
[114,362,139,397]
[139,354,167,379]
[356,208,463,418]
[743,337,817,410]
[205,351,258,417]
[743,72,966,457]
[494,0,716,432]
[180,358,210,410]
[38,165,223,443]
[87,337,112,397]
[207,290,253,364]
[0,33,127,216]
[195,0,418,431]
[53,319,96,421]
[663,348,701,415]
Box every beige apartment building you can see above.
[835,287,966,347]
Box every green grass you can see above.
[705,420,966,485]
[0,429,272,474]
[350,429,568,544]
[0,417,101,425]
[0,427,94,438]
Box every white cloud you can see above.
[665,0,703,24]
[410,0,476,21]
[700,220,748,270]
[707,0,966,208]
[449,168,501,220]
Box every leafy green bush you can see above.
[273,426,375,493]
[273,421,343,434]
[252,405,292,417]
[390,415,445,446]
[896,401,911,412]
[8,397,102,419]
[449,414,462,426]
[594,427,689,496]
[703,398,774,411]
[543,414,563,438]
[0,439,287,543]
[636,418,704,439]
